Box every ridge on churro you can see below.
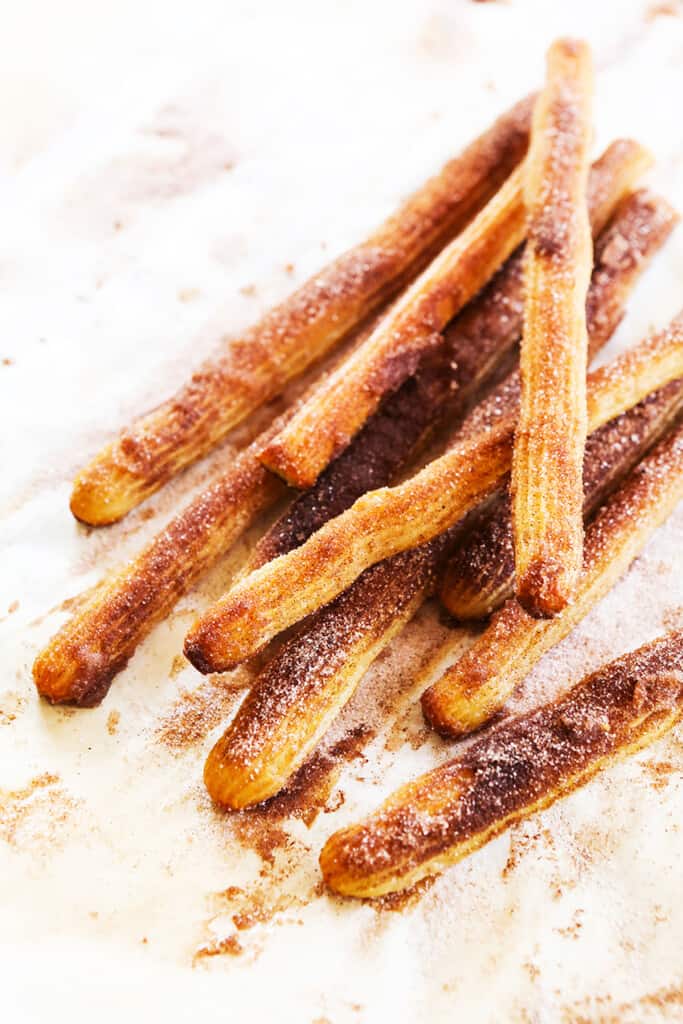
[512,39,595,617]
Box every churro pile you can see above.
[33,39,683,898]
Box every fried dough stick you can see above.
[252,146,652,568]
[201,191,674,807]
[70,97,533,526]
[321,630,683,898]
[259,161,529,488]
[422,419,683,737]
[185,313,683,673]
[512,39,594,616]
[204,534,456,808]
[30,148,652,707]
[441,381,683,620]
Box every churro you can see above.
[422,418,683,737]
[512,39,595,617]
[70,97,533,525]
[185,313,683,673]
[321,631,683,897]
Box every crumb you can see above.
[284,262,295,275]
[239,283,257,297]
[7,601,19,614]
[106,710,121,736]
[169,654,187,680]
[2,358,12,366]
[194,935,243,960]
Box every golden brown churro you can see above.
[259,164,529,488]
[512,39,595,617]
[34,446,283,706]
[202,181,662,806]
[442,189,679,618]
[70,97,533,526]
[34,144,648,707]
[441,378,683,620]
[204,534,455,809]
[201,187,672,806]
[422,418,683,738]
[184,313,683,673]
[321,631,683,898]
[252,145,651,567]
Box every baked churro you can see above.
[259,163,529,488]
[185,314,683,673]
[70,97,533,526]
[321,630,683,898]
[34,445,283,706]
[205,533,455,809]
[34,145,648,707]
[422,418,683,738]
[441,377,683,620]
[253,145,652,567]
[202,188,666,806]
[512,39,595,617]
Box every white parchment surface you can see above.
[2,2,683,1021]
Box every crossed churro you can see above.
[201,189,674,806]
[321,630,683,898]
[184,313,683,674]
[204,534,455,808]
[252,144,652,567]
[69,96,533,526]
[422,418,683,738]
[441,376,683,620]
[37,145,650,707]
[259,163,529,488]
[512,39,595,617]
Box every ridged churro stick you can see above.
[202,185,664,808]
[204,534,455,809]
[34,445,283,707]
[512,39,594,617]
[70,97,533,526]
[34,144,648,707]
[441,380,683,621]
[259,163,529,488]
[321,631,683,898]
[185,313,683,673]
[422,418,683,738]
[252,145,651,567]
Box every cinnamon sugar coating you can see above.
[423,418,683,737]
[512,39,595,617]
[322,630,683,897]
[440,190,680,619]
[70,96,533,525]
[183,296,683,674]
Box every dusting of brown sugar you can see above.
[106,709,120,735]
[230,727,372,865]
[663,605,683,631]
[373,874,437,912]
[0,691,27,726]
[642,758,677,791]
[194,934,244,961]
[155,675,247,750]
[0,773,79,849]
